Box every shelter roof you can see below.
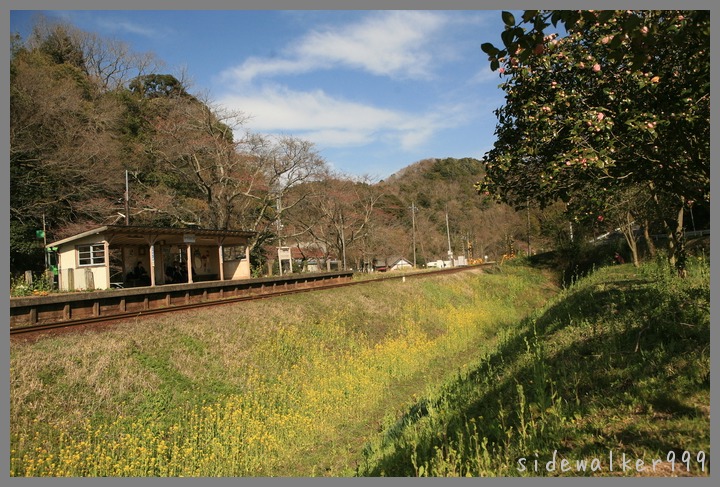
[47,225,256,248]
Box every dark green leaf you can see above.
[598,10,615,23]
[581,11,598,23]
[501,29,515,50]
[551,11,563,27]
[481,42,499,55]
[563,11,580,31]
[622,14,641,33]
[609,34,624,49]
[522,10,538,23]
[502,11,516,27]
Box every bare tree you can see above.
[10,45,126,229]
[26,14,161,92]
[141,93,252,227]
[81,31,162,91]
[291,175,383,270]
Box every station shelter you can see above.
[46,225,255,291]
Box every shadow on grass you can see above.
[359,270,710,476]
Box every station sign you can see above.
[278,247,292,260]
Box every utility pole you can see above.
[445,207,454,266]
[124,170,130,226]
[275,195,283,243]
[42,213,48,271]
[42,213,47,248]
[340,209,347,271]
[276,195,287,276]
[410,202,417,268]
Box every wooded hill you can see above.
[10,13,710,277]
[9,18,536,276]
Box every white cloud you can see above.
[219,86,405,147]
[218,85,479,154]
[221,11,448,84]
[296,11,444,78]
[213,11,487,158]
[93,17,166,38]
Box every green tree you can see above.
[10,38,126,272]
[479,10,709,267]
[10,17,160,272]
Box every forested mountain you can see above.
[10,19,328,273]
[373,157,532,265]
[9,18,537,275]
[11,11,709,277]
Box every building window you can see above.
[77,244,105,266]
[223,245,247,261]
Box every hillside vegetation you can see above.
[10,256,709,477]
[359,257,710,477]
[11,265,555,476]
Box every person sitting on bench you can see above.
[128,261,150,286]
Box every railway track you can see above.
[10,265,490,337]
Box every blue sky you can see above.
[10,9,517,180]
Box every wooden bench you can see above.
[195,274,219,282]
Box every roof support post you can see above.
[218,244,225,281]
[149,243,157,287]
[104,240,111,290]
[186,244,193,283]
[145,234,160,287]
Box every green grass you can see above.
[9,257,709,477]
[10,266,553,477]
[357,256,710,477]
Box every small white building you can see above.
[373,256,413,272]
[389,257,413,271]
[46,225,255,291]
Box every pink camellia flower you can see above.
[647,122,656,129]
[598,215,604,222]
[641,26,649,35]
[592,63,602,72]
[597,112,605,121]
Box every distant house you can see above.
[373,257,413,272]
[266,242,339,273]
[46,225,255,291]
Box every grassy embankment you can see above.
[358,256,711,477]
[10,264,554,476]
[10,255,710,477]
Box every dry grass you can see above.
[10,266,556,476]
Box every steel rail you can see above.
[10,265,489,337]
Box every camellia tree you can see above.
[478,10,709,269]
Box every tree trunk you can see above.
[672,204,687,277]
[643,219,657,259]
[619,211,640,267]
[665,202,685,267]
[649,183,685,269]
